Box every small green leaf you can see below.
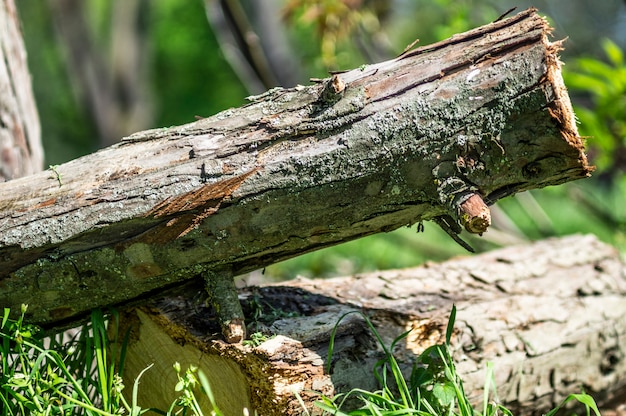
[433,382,456,406]
[603,38,623,66]
[545,393,602,416]
[1,308,9,329]
[174,380,185,392]
[569,393,602,416]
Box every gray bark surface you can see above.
[0,9,591,329]
[117,234,626,416]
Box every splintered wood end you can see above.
[223,318,246,344]
[460,194,491,235]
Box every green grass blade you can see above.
[314,396,351,415]
[292,388,311,416]
[482,362,494,416]
[130,363,154,416]
[1,308,9,330]
[91,309,111,410]
[445,305,456,346]
[198,370,221,416]
[544,393,601,416]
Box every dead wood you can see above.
[116,234,626,416]
[0,9,591,331]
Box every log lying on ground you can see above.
[0,9,591,331]
[116,234,626,416]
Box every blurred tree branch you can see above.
[47,0,153,147]
[204,0,304,93]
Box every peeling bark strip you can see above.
[0,9,591,329]
[143,168,259,240]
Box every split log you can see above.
[116,234,626,416]
[0,9,591,335]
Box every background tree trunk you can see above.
[114,234,626,416]
[48,0,153,147]
[204,0,305,93]
[0,0,43,181]
[0,9,591,331]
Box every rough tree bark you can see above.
[0,0,43,181]
[114,234,626,416]
[0,9,591,337]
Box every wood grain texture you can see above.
[0,9,591,328]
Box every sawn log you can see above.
[0,9,591,337]
[116,234,626,416]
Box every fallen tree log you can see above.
[116,234,626,416]
[0,9,591,336]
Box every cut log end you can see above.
[543,33,593,176]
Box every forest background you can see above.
[15,0,626,281]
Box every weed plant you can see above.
[314,306,602,416]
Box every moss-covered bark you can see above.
[0,9,591,330]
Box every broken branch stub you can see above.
[460,194,491,235]
[0,8,591,330]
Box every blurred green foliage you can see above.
[264,225,470,281]
[282,0,498,73]
[150,1,248,127]
[17,0,248,164]
[559,39,626,250]
[17,3,98,164]
[564,39,626,181]
[283,0,383,69]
